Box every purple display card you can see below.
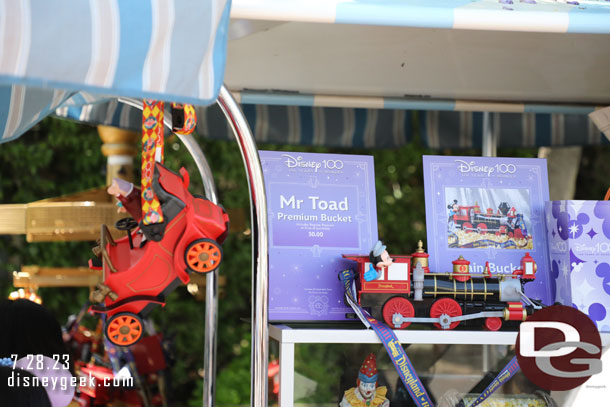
[261,151,378,321]
[546,201,610,332]
[423,156,552,304]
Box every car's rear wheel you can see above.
[106,312,143,347]
[185,238,223,273]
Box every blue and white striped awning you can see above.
[0,86,71,143]
[1,0,609,146]
[0,0,231,143]
[231,0,610,34]
[51,95,607,149]
[0,0,230,105]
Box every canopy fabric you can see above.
[52,99,607,149]
[0,0,608,147]
[0,85,72,143]
[0,83,606,148]
[231,0,610,34]
[0,0,231,106]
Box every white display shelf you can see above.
[271,324,516,345]
[270,324,610,346]
[269,324,610,407]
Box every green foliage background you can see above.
[1,116,609,406]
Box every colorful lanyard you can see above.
[141,99,165,226]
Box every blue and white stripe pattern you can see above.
[51,96,607,149]
[420,110,607,149]
[0,85,71,143]
[0,0,231,106]
[231,0,610,34]
[234,91,600,115]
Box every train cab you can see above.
[342,254,411,302]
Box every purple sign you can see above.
[423,155,552,304]
[261,151,377,321]
[546,200,610,332]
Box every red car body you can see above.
[90,163,229,346]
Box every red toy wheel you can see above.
[485,317,503,331]
[106,313,143,347]
[382,297,414,329]
[463,222,473,233]
[477,223,488,234]
[185,238,223,273]
[430,298,462,330]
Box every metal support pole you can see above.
[175,133,220,407]
[216,86,269,407]
[117,97,221,407]
[482,112,497,157]
[172,132,220,407]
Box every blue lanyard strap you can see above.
[467,356,520,407]
[340,268,519,407]
[339,269,433,407]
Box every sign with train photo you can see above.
[423,156,553,305]
[445,187,532,250]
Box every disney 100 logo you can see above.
[282,154,343,172]
[455,160,516,177]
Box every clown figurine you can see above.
[340,353,390,407]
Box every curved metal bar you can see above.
[175,133,220,407]
[117,97,220,407]
[216,85,269,407]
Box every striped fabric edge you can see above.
[0,0,231,107]
[49,99,608,149]
[230,0,610,34]
[0,85,72,143]
[236,91,600,115]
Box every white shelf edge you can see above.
[270,324,516,345]
[269,324,610,347]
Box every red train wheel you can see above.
[185,238,223,273]
[485,317,503,331]
[463,222,473,233]
[477,223,488,234]
[382,297,414,329]
[430,298,462,330]
[106,313,143,346]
